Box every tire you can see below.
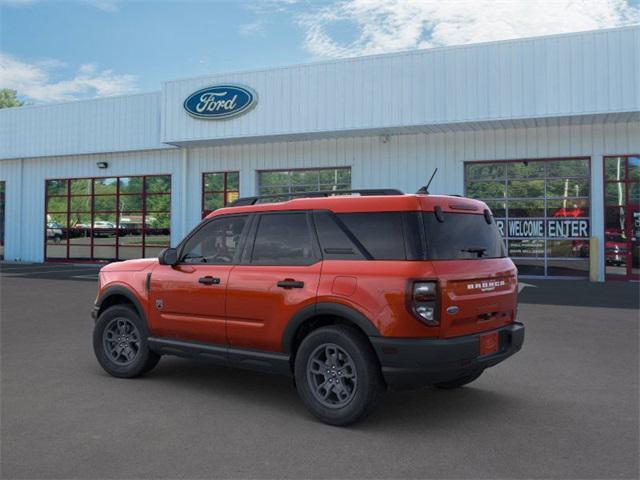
[294,325,385,426]
[93,305,160,378]
[433,369,484,389]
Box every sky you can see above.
[1,0,639,104]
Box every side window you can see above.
[181,215,247,264]
[251,213,316,265]
[337,212,407,260]
[313,211,365,260]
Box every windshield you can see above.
[422,212,506,260]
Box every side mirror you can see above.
[158,247,178,266]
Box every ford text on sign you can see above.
[184,85,257,119]
[495,219,590,238]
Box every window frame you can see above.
[245,211,322,266]
[464,157,592,278]
[44,174,171,262]
[201,171,240,218]
[602,154,640,280]
[0,181,5,260]
[257,167,352,197]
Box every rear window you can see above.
[423,212,506,260]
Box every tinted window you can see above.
[337,213,406,260]
[181,215,247,264]
[313,212,365,260]
[423,212,505,260]
[251,213,315,265]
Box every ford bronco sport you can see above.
[92,189,524,426]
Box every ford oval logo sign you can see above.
[183,84,257,120]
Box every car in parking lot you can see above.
[92,189,524,425]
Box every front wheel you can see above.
[294,325,385,426]
[433,369,484,389]
[93,305,160,378]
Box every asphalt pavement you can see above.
[1,263,638,479]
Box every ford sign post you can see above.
[184,85,257,120]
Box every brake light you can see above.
[410,281,439,326]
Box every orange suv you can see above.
[92,189,524,425]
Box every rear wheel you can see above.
[434,369,484,389]
[294,325,384,426]
[93,305,160,378]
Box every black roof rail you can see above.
[228,188,404,207]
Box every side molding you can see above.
[281,302,380,354]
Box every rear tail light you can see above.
[410,281,439,326]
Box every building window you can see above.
[45,175,171,262]
[0,181,5,260]
[202,171,239,218]
[465,158,591,277]
[603,155,639,280]
[258,167,351,197]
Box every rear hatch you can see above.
[422,211,518,338]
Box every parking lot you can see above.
[1,262,638,479]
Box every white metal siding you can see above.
[0,159,22,261]
[162,27,639,145]
[0,149,183,262]
[180,121,637,281]
[0,92,169,160]
[2,116,637,281]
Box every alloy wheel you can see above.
[103,317,141,366]
[306,343,357,408]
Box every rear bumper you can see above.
[370,322,525,390]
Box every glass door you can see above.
[604,156,639,280]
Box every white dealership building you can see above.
[0,26,638,281]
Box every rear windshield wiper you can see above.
[460,247,487,258]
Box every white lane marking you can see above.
[518,282,537,293]
[71,274,99,280]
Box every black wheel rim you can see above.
[103,317,141,366]
[306,343,357,409]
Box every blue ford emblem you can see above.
[183,84,257,120]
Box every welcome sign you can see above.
[184,84,257,119]
[495,219,590,239]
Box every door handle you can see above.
[277,279,304,289]
[198,276,221,285]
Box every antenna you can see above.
[416,168,438,194]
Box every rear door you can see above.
[422,211,518,338]
[226,211,322,352]
[148,214,249,344]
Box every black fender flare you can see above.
[95,285,146,324]
[281,302,380,354]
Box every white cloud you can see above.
[298,0,640,58]
[239,19,266,37]
[0,53,138,102]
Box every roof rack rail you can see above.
[228,188,404,207]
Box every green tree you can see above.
[0,89,24,109]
